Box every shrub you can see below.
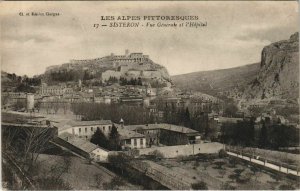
[221,182,236,190]
[191,181,208,190]
[213,161,226,169]
[228,157,238,168]
[219,149,227,158]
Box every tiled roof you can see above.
[121,123,200,135]
[67,120,112,127]
[59,132,98,153]
[118,128,145,140]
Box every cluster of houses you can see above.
[52,118,202,162]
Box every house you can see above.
[59,132,109,162]
[118,128,146,150]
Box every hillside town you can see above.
[2,43,300,190]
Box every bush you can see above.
[221,182,236,190]
[213,161,226,169]
[219,149,227,158]
[228,157,238,168]
[191,181,208,190]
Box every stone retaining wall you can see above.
[138,142,223,158]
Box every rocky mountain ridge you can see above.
[172,32,299,104]
[243,32,299,101]
[172,63,260,97]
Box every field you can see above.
[155,155,299,190]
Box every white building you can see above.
[57,120,113,139]
[118,128,146,150]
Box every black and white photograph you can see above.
[0,1,299,190]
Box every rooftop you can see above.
[217,117,243,123]
[67,120,112,127]
[120,123,200,135]
[118,128,145,140]
[59,132,99,153]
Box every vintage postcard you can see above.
[1,1,299,190]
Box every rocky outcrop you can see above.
[244,32,299,100]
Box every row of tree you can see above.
[71,103,150,124]
[119,77,143,86]
[219,119,299,149]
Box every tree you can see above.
[108,124,121,151]
[108,153,131,175]
[224,103,238,117]
[250,166,262,181]
[19,127,55,170]
[90,128,109,150]
[183,108,191,127]
[259,122,268,148]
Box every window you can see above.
[140,138,143,147]
[91,127,93,131]
[134,139,137,146]
[103,126,105,131]
[85,128,87,133]
[79,128,81,133]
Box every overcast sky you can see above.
[1,1,298,77]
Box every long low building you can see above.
[55,120,113,139]
[54,119,147,150]
[117,123,202,147]
[58,132,109,162]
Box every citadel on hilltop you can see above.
[45,49,170,84]
[70,49,151,66]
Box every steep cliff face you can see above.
[244,32,299,100]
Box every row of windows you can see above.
[77,126,112,133]
[133,138,144,146]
